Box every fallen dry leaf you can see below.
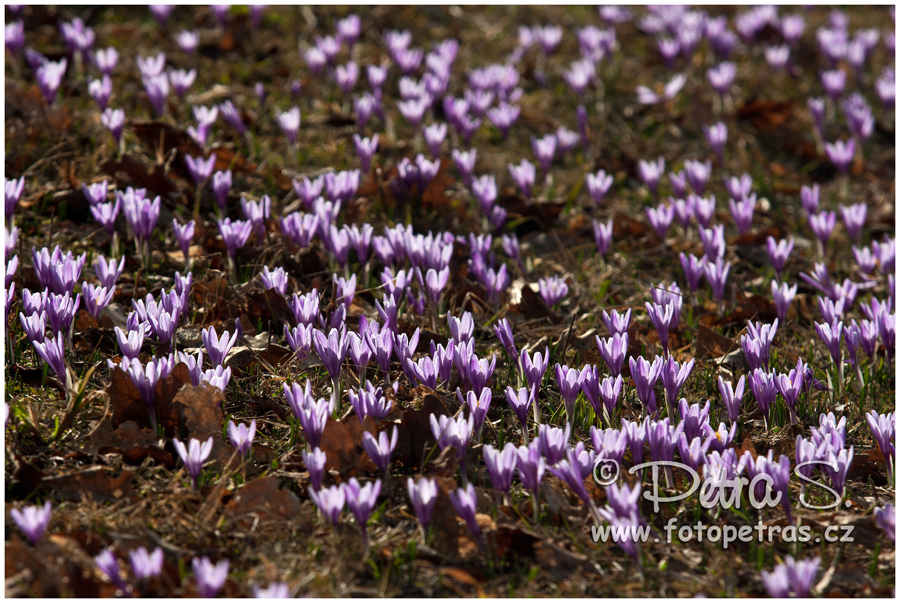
[319,416,379,476]
[695,325,739,360]
[87,420,174,466]
[392,393,454,468]
[106,363,191,432]
[100,154,180,198]
[168,384,231,466]
[224,476,304,531]
[42,466,137,503]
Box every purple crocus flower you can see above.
[217,218,253,267]
[660,356,694,415]
[449,483,482,542]
[766,236,794,278]
[448,312,474,343]
[586,170,613,207]
[254,583,289,598]
[679,252,706,292]
[826,446,855,497]
[353,134,379,174]
[311,483,348,528]
[638,156,665,195]
[141,73,170,116]
[185,153,216,187]
[33,331,67,380]
[703,257,731,301]
[875,505,895,542]
[684,159,712,194]
[800,183,821,215]
[423,122,447,158]
[172,219,195,260]
[809,210,837,252]
[554,363,585,425]
[218,100,247,137]
[519,347,549,390]
[866,410,895,480]
[19,311,46,344]
[81,282,114,318]
[492,318,517,359]
[516,439,545,496]
[227,419,256,456]
[362,426,398,477]
[825,139,856,174]
[652,282,683,327]
[814,318,844,366]
[531,134,557,174]
[407,477,438,531]
[101,108,125,144]
[453,384,491,440]
[596,373,623,416]
[592,219,613,258]
[645,301,675,356]
[202,325,238,367]
[483,442,517,495]
[719,375,745,425]
[698,224,725,260]
[93,256,124,291]
[168,68,197,98]
[36,58,68,105]
[129,546,163,582]
[703,121,727,161]
[724,173,753,201]
[258,265,288,296]
[11,501,52,546]
[707,61,736,97]
[5,21,25,56]
[173,436,214,490]
[601,309,631,336]
[6,176,25,217]
[508,159,536,198]
[538,423,570,465]
[596,333,629,376]
[88,74,112,110]
[149,5,174,23]
[193,556,229,598]
[702,421,736,454]
[729,195,755,234]
[677,433,711,470]
[629,355,662,417]
[677,398,710,443]
[213,171,233,212]
[344,477,381,544]
[761,556,820,598]
[175,30,199,54]
[775,361,805,425]
[33,245,87,296]
[749,368,777,428]
[44,291,80,333]
[94,548,128,592]
[277,107,301,146]
[487,102,520,138]
[336,14,361,46]
[452,148,477,187]
[538,275,568,308]
[301,447,327,492]
[430,412,474,473]
[840,203,867,242]
[646,202,674,239]
[647,417,683,486]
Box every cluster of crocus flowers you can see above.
[307,476,383,545]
